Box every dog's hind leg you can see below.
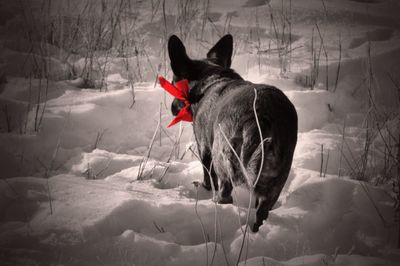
[253,180,281,232]
[200,149,218,191]
[252,170,289,232]
[212,132,239,204]
[252,195,271,232]
[218,179,233,204]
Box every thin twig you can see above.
[333,33,342,92]
[323,150,330,177]
[153,221,165,233]
[359,181,387,227]
[137,118,160,180]
[315,23,329,90]
[338,119,346,178]
[320,144,324,177]
[193,181,209,266]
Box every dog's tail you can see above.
[240,120,277,184]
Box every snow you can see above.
[1,0,400,265]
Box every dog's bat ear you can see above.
[168,35,192,77]
[207,34,233,68]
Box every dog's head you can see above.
[168,34,233,116]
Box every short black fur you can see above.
[168,34,298,232]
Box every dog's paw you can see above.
[251,223,260,233]
[217,195,233,204]
[201,181,212,191]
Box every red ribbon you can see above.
[159,76,193,127]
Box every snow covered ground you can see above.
[1,0,400,265]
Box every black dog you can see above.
[168,34,298,232]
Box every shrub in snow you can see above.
[0,49,73,81]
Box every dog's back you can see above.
[195,78,297,188]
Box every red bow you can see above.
[159,76,193,127]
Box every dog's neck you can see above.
[188,70,242,104]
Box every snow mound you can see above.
[1,0,400,265]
